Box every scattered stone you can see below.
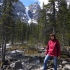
[64,64,70,70]
[62,61,67,64]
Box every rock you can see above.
[58,65,62,69]
[62,61,67,64]
[13,60,23,69]
[35,66,43,70]
[64,64,70,70]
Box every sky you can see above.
[20,0,49,8]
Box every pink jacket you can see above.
[45,39,61,57]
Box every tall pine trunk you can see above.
[2,33,6,65]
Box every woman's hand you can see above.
[58,56,60,59]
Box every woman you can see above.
[44,33,61,70]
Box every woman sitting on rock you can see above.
[44,33,61,70]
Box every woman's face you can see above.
[50,36,54,40]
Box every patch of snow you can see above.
[6,44,12,48]
[26,7,38,24]
[11,50,23,54]
[22,17,25,19]
[26,7,31,20]
[17,12,20,15]
[26,7,29,10]
[28,19,32,24]
[28,19,38,24]
[67,2,70,9]
[32,10,36,13]
[32,19,38,24]
[0,3,3,6]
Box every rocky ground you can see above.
[0,49,70,70]
[1,56,70,70]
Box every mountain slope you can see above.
[0,1,41,23]
[28,2,41,23]
[13,1,28,23]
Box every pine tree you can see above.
[21,22,27,44]
[38,4,47,43]
[56,0,70,47]
[1,0,18,65]
[38,2,56,44]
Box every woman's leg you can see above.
[43,54,51,70]
[53,56,57,70]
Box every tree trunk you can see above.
[61,33,64,49]
[2,34,6,64]
[11,35,14,45]
[52,1,56,34]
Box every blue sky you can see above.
[20,0,40,7]
[20,0,49,7]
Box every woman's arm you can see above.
[57,40,61,57]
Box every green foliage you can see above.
[0,0,70,50]
[56,0,70,46]
[38,0,70,47]
[1,0,19,43]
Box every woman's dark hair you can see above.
[49,33,56,39]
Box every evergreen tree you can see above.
[1,0,18,65]
[38,3,47,44]
[56,0,68,47]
